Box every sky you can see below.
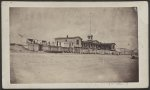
[10,7,138,50]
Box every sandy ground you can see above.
[10,53,138,83]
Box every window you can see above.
[56,41,58,46]
[69,43,71,47]
[76,40,79,45]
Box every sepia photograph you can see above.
[2,1,148,89]
[10,7,139,83]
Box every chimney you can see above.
[67,35,68,38]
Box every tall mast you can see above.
[87,12,93,40]
[90,12,91,35]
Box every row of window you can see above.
[57,39,80,46]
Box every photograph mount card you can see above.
[2,1,149,89]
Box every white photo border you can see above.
[2,1,149,89]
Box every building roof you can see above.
[101,43,116,45]
[83,40,115,45]
[55,36,82,40]
[82,40,100,44]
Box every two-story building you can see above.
[55,35,82,48]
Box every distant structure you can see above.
[87,13,93,41]
[55,35,82,48]
[54,35,115,50]
[13,12,117,54]
[54,12,115,52]
[87,34,93,41]
[82,12,115,51]
[116,48,132,55]
[25,34,116,54]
